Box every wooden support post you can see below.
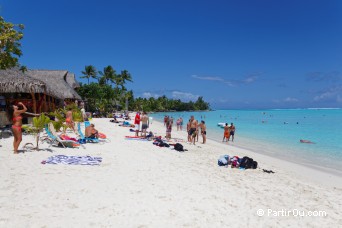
[31,93,37,114]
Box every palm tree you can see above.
[98,65,116,86]
[81,65,97,84]
[113,70,132,90]
[19,65,27,73]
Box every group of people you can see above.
[134,111,150,137]
[222,123,235,142]
[6,100,94,154]
[186,115,206,145]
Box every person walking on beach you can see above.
[229,123,236,142]
[140,112,149,137]
[7,102,27,154]
[201,120,207,144]
[222,123,230,142]
[134,112,141,137]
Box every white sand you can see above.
[0,118,341,227]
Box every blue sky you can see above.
[1,0,341,109]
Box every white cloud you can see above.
[171,91,199,101]
[313,86,342,102]
[284,97,299,102]
[141,92,160,98]
[191,75,224,81]
[243,76,258,84]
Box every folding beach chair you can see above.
[45,123,85,149]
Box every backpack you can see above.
[174,143,184,151]
[240,156,254,169]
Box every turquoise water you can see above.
[150,109,342,173]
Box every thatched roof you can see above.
[25,70,82,100]
[65,72,80,89]
[0,69,46,94]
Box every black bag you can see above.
[240,156,254,169]
[252,161,258,169]
[174,143,184,151]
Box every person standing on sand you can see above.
[201,120,206,144]
[179,117,183,131]
[134,112,141,137]
[140,112,149,137]
[222,123,230,142]
[189,115,198,145]
[229,123,236,142]
[166,118,173,139]
[196,119,201,142]
[176,118,180,131]
[65,107,75,132]
[187,119,191,142]
[164,115,168,126]
[7,102,27,154]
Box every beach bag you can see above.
[174,143,184,151]
[218,155,229,166]
[252,161,258,169]
[240,156,254,169]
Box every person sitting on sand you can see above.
[85,124,99,139]
[300,139,315,144]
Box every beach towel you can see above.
[41,155,102,165]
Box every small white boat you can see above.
[217,123,225,128]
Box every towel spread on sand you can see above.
[42,155,102,165]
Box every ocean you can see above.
[150,109,342,175]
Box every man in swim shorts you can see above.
[188,115,198,145]
[229,123,236,142]
[140,112,149,137]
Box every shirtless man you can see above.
[188,115,198,145]
[85,124,98,138]
[187,119,191,142]
[140,112,149,137]
[200,120,206,144]
[229,123,236,142]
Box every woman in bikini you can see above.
[8,102,27,154]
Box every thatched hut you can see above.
[0,69,82,124]
[0,69,48,120]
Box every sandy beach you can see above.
[0,117,341,227]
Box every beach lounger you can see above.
[45,123,85,149]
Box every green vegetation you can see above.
[0,16,25,69]
[77,65,210,113]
